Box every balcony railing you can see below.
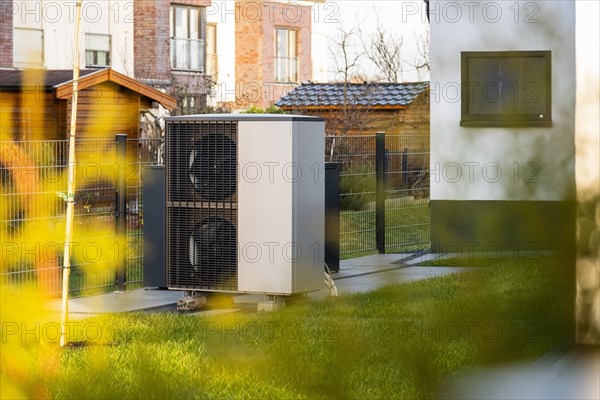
[170,37,205,72]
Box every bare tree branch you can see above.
[360,14,404,83]
[412,25,430,79]
[329,27,364,85]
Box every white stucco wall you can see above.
[575,0,600,346]
[310,2,330,83]
[12,0,133,74]
[575,1,600,200]
[430,0,576,202]
[207,1,236,105]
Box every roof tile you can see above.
[276,81,429,108]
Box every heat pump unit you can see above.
[165,114,325,295]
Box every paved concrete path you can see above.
[325,253,470,295]
[441,345,600,400]
[223,252,470,305]
[44,253,466,315]
[44,288,184,320]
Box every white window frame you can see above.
[274,28,298,83]
[206,23,218,80]
[14,28,44,68]
[85,33,111,68]
[170,5,205,72]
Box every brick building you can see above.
[230,0,314,108]
[0,0,12,68]
[134,0,211,114]
[1,0,320,111]
[0,0,210,113]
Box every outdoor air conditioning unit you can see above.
[164,114,325,295]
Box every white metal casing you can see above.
[237,118,324,294]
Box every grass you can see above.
[340,196,430,259]
[1,257,572,399]
[417,252,548,268]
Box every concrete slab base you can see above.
[176,295,207,312]
[37,253,472,317]
[257,298,286,312]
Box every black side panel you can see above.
[143,166,166,287]
[325,163,341,272]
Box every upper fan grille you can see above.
[189,133,237,201]
[166,121,238,203]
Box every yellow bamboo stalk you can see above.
[60,0,84,348]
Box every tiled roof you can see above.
[276,81,429,108]
[0,68,104,89]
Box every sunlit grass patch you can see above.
[1,256,570,399]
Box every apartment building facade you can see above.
[0,0,208,113]
[206,0,317,109]
[0,0,321,111]
[0,0,134,73]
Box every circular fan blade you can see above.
[189,133,237,201]
[189,217,237,272]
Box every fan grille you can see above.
[166,120,238,291]
[189,133,237,201]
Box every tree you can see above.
[412,25,430,81]
[329,27,364,86]
[361,16,404,83]
[321,27,374,160]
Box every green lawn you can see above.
[1,257,571,399]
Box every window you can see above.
[461,51,552,127]
[206,23,218,80]
[170,5,204,72]
[14,28,44,67]
[275,28,298,83]
[177,95,204,115]
[85,34,111,67]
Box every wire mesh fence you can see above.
[327,133,431,258]
[384,135,430,253]
[326,135,377,257]
[0,136,163,296]
[123,138,164,287]
[2,132,427,295]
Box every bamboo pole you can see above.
[60,0,83,348]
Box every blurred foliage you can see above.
[243,105,286,114]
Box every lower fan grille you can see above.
[166,207,238,290]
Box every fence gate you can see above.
[383,134,430,254]
[326,133,430,259]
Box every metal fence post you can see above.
[115,134,127,291]
[376,132,386,254]
[402,148,409,189]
